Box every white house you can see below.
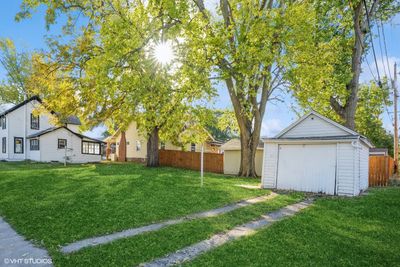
[0,96,104,163]
[261,111,373,196]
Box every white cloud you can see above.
[261,119,284,137]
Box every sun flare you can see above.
[153,41,175,65]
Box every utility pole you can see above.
[392,62,398,174]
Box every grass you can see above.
[3,162,398,267]
[53,193,304,267]
[0,161,266,250]
[0,161,305,266]
[186,187,400,267]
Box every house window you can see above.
[14,137,24,154]
[82,141,101,155]
[30,114,40,130]
[58,139,67,149]
[136,140,141,151]
[2,137,5,153]
[0,116,5,129]
[160,142,165,150]
[191,143,196,152]
[30,139,40,151]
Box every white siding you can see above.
[282,115,349,138]
[262,143,278,188]
[336,143,355,196]
[39,128,101,163]
[66,124,80,132]
[359,143,369,191]
[0,98,99,163]
[5,100,54,161]
[25,100,54,137]
[28,149,41,162]
[223,150,263,176]
[0,119,7,160]
[7,105,27,160]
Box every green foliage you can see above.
[0,38,33,104]
[356,81,394,155]
[285,0,400,127]
[205,109,239,142]
[20,0,213,143]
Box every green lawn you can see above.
[0,161,305,267]
[1,162,398,267]
[0,162,266,249]
[186,187,400,267]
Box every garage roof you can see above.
[262,111,373,148]
[221,138,263,151]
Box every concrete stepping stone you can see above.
[140,199,313,267]
[61,192,278,254]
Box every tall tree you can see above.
[186,1,314,176]
[0,39,33,104]
[286,0,400,129]
[20,0,212,167]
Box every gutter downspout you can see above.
[24,95,27,160]
[351,136,361,196]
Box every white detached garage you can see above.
[262,111,373,196]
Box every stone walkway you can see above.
[0,217,52,267]
[140,199,313,267]
[61,192,278,254]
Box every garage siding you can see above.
[262,143,278,188]
[336,143,355,196]
[359,142,369,191]
[281,115,348,138]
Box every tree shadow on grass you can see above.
[0,162,267,250]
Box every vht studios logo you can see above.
[3,257,52,265]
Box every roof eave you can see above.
[273,111,360,139]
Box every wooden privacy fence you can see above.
[159,150,224,174]
[369,156,394,187]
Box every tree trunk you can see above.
[236,115,262,178]
[239,132,259,177]
[118,131,127,162]
[330,2,366,130]
[146,126,159,167]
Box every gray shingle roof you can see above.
[27,126,105,143]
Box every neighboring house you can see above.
[221,139,264,176]
[0,96,104,163]
[105,121,223,162]
[369,148,389,156]
[262,111,373,196]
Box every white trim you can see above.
[264,139,358,144]
[273,111,359,138]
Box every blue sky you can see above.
[1,1,399,138]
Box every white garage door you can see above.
[277,144,336,195]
